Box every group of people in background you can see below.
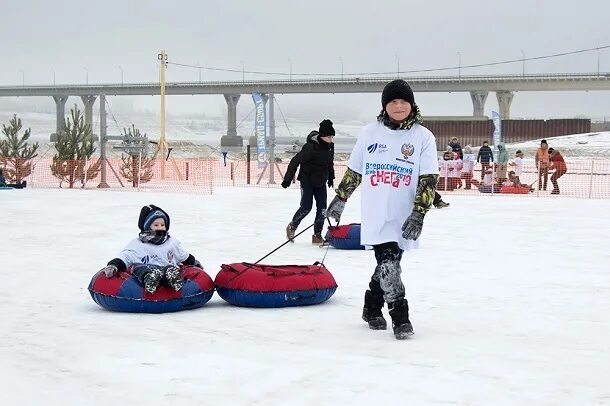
[438,137,568,194]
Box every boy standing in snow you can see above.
[99,205,201,293]
[282,120,336,244]
[325,79,439,339]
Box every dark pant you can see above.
[538,166,549,190]
[370,242,405,303]
[480,162,491,180]
[462,173,473,189]
[551,169,566,192]
[291,182,327,234]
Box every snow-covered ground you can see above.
[1,188,609,405]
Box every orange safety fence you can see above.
[10,157,610,199]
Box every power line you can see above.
[166,45,610,77]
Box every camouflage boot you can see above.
[143,269,163,294]
[165,265,184,291]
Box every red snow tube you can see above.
[325,223,365,250]
[88,265,215,313]
[214,262,337,308]
[500,185,530,194]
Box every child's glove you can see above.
[325,195,346,222]
[401,211,425,240]
[327,179,334,189]
[101,264,118,278]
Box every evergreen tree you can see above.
[119,124,156,187]
[0,114,39,183]
[50,105,101,188]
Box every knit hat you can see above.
[541,139,548,145]
[318,119,335,136]
[381,79,415,110]
[138,204,170,231]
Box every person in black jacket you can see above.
[477,140,494,180]
[282,119,335,244]
[449,137,463,160]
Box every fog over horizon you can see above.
[0,0,609,122]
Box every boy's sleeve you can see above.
[182,254,197,266]
[284,145,312,182]
[107,258,127,272]
[413,132,440,215]
[118,244,140,269]
[347,127,366,175]
[336,168,362,201]
[419,132,440,176]
[173,240,190,263]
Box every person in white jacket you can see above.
[99,205,201,294]
[462,145,476,189]
[325,79,439,340]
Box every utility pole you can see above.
[395,54,400,78]
[158,50,168,179]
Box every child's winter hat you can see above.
[381,79,415,109]
[516,149,523,155]
[319,119,335,136]
[464,145,473,153]
[138,204,170,231]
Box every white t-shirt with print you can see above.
[118,237,190,268]
[348,121,439,251]
[514,157,524,176]
[462,153,475,173]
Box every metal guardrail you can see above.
[1,72,610,96]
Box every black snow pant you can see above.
[370,242,405,304]
[290,182,327,235]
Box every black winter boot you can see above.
[389,299,414,339]
[361,280,387,330]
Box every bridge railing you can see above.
[1,72,609,90]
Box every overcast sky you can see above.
[1,0,609,121]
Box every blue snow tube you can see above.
[88,265,215,313]
[325,223,365,250]
[478,185,501,194]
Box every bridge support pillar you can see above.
[496,91,514,119]
[81,95,97,132]
[221,94,243,147]
[52,95,69,137]
[470,91,488,117]
[98,94,109,188]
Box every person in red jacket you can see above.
[548,148,567,194]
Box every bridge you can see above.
[1,72,609,145]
